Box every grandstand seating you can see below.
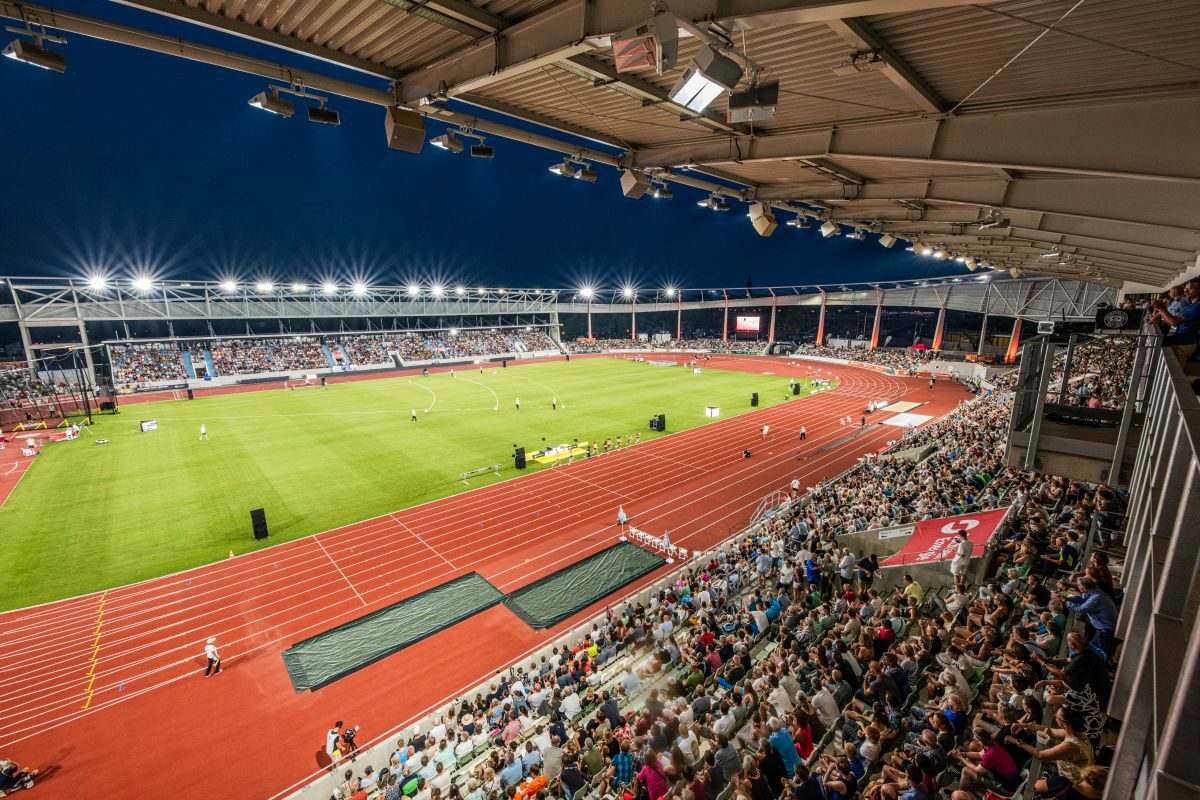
[317,356,1125,800]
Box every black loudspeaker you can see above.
[384,106,426,153]
[250,507,268,540]
[792,383,800,395]
[751,392,759,407]
[514,448,527,469]
[649,417,659,431]
[99,401,116,411]
[186,389,194,400]
[658,414,666,431]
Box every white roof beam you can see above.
[824,17,943,113]
[631,95,1200,183]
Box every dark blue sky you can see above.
[1,1,970,291]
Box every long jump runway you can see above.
[0,355,969,800]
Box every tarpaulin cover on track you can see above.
[504,542,666,629]
[281,572,503,692]
[880,509,1009,567]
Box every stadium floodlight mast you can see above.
[579,286,595,338]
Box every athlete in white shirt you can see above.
[203,637,221,676]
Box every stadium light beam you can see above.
[430,284,444,298]
[407,283,421,297]
[455,286,466,296]
[351,282,368,296]
[85,274,109,291]
[430,132,465,153]
[256,281,274,292]
[220,280,238,293]
[131,276,154,293]
[291,282,308,293]
[322,281,338,294]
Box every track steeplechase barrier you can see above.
[459,464,501,485]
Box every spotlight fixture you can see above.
[549,160,577,178]
[575,166,598,183]
[131,276,154,293]
[407,283,421,297]
[844,228,866,241]
[430,284,444,298]
[669,45,743,114]
[878,233,896,248]
[787,216,812,229]
[623,287,634,299]
[932,248,950,260]
[579,286,595,299]
[698,193,729,211]
[1040,246,1062,259]
[292,282,308,292]
[85,275,108,291]
[652,183,673,199]
[249,88,294,117]
[977,208,1010,230]
[470,143,494,158]
[220,280,238,292]
[431,132,465,153]
[256,281,274,292]
[321,282,338,294]
[612,10,679,74]
[665,287,677,298]
[3,38,67,72]
[351,282,368,296]
[454,286,466,296]
[819,221,839,238]
[307,103,340,125]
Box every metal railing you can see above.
[1105,343,1200,800]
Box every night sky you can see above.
[0,1,975,291]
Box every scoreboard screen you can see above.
[735,315,761,332]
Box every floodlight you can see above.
[455,286,466,296]
[131,276,154,293]
[351,282,368,296]
[575,167,598,183]
[307,104,340,125]
[221,280,238,292]
[580,286,594,299]
[291,282,308,292]
[256,281,274,292]
[612,10,679,73]
[430,284,444,298]
[470,144,494,158]
[249,89,294,117]
[787,216,812,229]
[549,160,577,178]
[665,287,676,298]
[878,234,896,248]
[623,287,634,298]
[431,132,465,153]
[450,328,459,336]
[85,275,108,291]
[933,249,951,261]
[844,228,866,241]
[819,221,839,238]
[3,39,67,72]
[652,184,673,199]
[322,282,338,294]
[407,284,421,297]
[669,45,743,114]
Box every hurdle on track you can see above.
[459,464,501,485]
[621,525,689,564]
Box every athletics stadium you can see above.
[0,2,1197,800]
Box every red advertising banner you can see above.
[881,508,1008,567]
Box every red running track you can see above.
[0,356,971,800]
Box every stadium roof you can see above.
[5,0,1199,290]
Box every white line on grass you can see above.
[408,381,438,413]
[459,377,500,411]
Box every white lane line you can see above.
[459,377,500,411]
[408,380,438,413]
[391,516,459,570]
[313,538,367,606]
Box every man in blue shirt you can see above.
[769,718,800,777]
[1152,278,1200,375]
[1063,577,1119,655]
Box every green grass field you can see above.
[1,359,811,610]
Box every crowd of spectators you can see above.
[204,337,329,376]
[1047,340,1137,410]
[108,343,187,387]
[789,347,944,375]
[566,339,752,354]
[0,366,73,414]
[317,356,1125,800]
